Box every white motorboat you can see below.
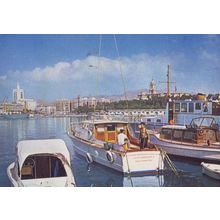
[150,117,220,161]
[201,162,220,180]
[7,139,76,187]
[68,120,164,175]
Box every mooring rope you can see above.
[124,152,134,187]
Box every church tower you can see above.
[149,79,156,94]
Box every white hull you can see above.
[7,162,75,187]
[69,132,164,175]
[201,162,220,180]
[150,134,220,162]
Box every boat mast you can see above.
[167,64,171,98]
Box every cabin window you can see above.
[147,119,151,122]
[173,130,183,141]
[183,131,195,141]
[181,103,187,112]
[175,103,180,112]
[189,103,194,113]
[156,119,161,123]
[195,103,201,110]
[21,155,67,180]
[107,124,115,131]
[97,127,105,132]
[161,128,172,139]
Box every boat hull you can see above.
[201,162,220,180]
[68,132,164,175]
[150,134,220,162]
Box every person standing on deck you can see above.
[139,122,149,149]
[117,129,129,151]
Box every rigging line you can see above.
[94,34,102,112]
[97,34,102,99]
[113,35,129,110]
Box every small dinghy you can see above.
[201,162,220,180]
[7,139,76,187]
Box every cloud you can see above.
[1,51,219,100]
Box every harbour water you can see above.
[1,117,220,187]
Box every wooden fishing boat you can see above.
[7,139,76,187]
[68,120,164,175]
[150,117,220,161]
[201,162,220,180]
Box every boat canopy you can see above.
[16,139,71,168]
[190,117,217,129]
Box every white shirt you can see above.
[117,133,128,145]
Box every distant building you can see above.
[138,79,191,100]
[0,102,24,113]
[36,105,56,115]
[13,83,24,103]
[149,79,157,94]
[74,96,111,108]
[55,99,71,114]
[11,83,37,111]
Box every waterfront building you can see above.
[36,105,56,115]
[74,96,111,108]
[13,83,24,103]
[0,102,24,113]
[18,99,37,111]
[55,99,71,114]
[12,83,37,111]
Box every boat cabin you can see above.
[93,121,129,143]
[16,139,72,181]
[76,120,138,146]
[160,117,220,145]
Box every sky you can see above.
[0,34,220,101]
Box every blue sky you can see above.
[0,34,219,101]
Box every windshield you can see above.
[190,117,214,128]
[21,155,67,180]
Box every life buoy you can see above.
[106,151,114,163]
[85,153,93,164]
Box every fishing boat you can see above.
[68,120,164,175]
[7,139,76,187]
[201,162,220,180]
[150,117,220,162]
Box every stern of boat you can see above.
[122,150,164,175]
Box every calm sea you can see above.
[1,117,220,187]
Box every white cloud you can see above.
[26,54,172,84]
